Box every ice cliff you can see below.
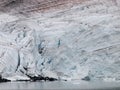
[0,0,120,81]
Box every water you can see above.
[0,81,120,90]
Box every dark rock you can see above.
[45,77,57,81]
[26,74,57,82]
[82,76,90,81]
[0,75,11,83]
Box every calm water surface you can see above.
[0,81,120,90]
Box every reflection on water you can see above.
[0,81,120,90]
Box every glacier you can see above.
[0,0,120,82]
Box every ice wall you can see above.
[0,0,120,81]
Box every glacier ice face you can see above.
[0,21,38,77]
[0,0,120,81]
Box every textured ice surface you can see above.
[0,0,120,81]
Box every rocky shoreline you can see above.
[0,75,58,83]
